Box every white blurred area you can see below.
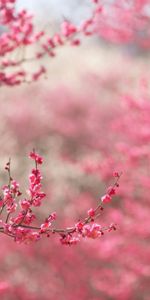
[16,0,93,24]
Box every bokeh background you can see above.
[0,1,150,299]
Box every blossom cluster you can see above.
[0,0,101,87]
[94,0,150,50]
[0,150,121,245]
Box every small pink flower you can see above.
[82,223,101,239]
[20,199,30,210]
[7,202,17,213]
[113,171,119,177]
[87,208,95,217]
[61,21,77,37]
[101,194,112,203]
[29,151,43,164]
[75,221,84,232]
[60,235,79,245]
[107,186,116,196]
[40,222,51,233]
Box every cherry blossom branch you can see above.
[0,0,101,87]
[0,150,121,245]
